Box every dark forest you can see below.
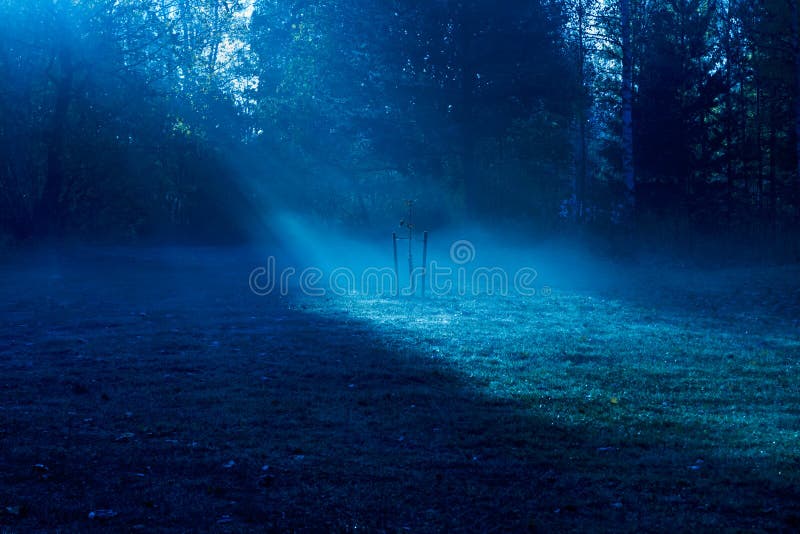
[2,0,799,252]
[1,1,799,532]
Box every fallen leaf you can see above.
[88,509,118,519]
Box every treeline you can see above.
[0,0,258,241]
[0,0,798,253]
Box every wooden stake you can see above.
[392,232,399,297]
[407,226,414,292]
[422,231,428,296]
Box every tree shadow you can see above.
[0,246,798,532]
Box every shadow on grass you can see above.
[0,246,798,532]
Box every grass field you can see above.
[1,246,799,532]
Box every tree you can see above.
[619,0,636,211]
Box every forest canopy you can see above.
[1,0,798,254]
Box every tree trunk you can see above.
[769,113,777,222]
[39,45,73,234]
[454,1,478,218]
[724,2,734,209]
[756,75,764,214]
[793,0,800,212]
[620,0,635,208]
[576,0,589,223]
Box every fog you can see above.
[2,0,799,531]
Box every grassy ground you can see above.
[0,246,799,532]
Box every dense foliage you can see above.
[1,0,798,251]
